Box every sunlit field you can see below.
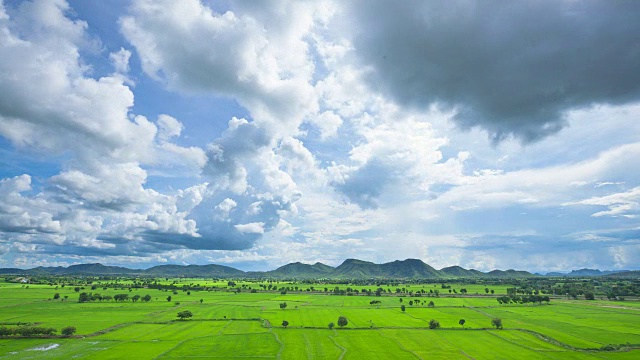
[1,279,639,359]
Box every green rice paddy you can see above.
[0,280,638,359]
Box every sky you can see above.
[0,0,639,272]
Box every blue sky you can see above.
[1,0,639,272]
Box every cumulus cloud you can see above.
[120,0,321,131]
[0,175,62,235]
[343,0,640,142]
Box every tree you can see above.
[142,294,152,302]
[132,295,141,302]
[61,326,76,336]
[429,319,441,329]
[401,305,406,312]
[167,295,172,302]
[200,299,203,304]
[279,302,287,310]
[584,292,595,300]
[78,292,90,303]
[282,320,289,328]
[53,293,60,300]
[459,319,466,328]
[177,310,193,320]
[428,301,435,307]
[337,316,348,328]
[328,322,335,329]
[491,318,503,329]
[114,294,129,302]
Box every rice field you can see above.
[0,280,638,359]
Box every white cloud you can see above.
[235,222,265,234]
[109,47,132,74]
[566,187,640,218]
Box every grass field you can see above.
[0,280,639,359]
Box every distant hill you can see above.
[332,259,383,278]
[143,264,245,277]
[545,269,629,277]
[603,270,640,278]
[545,272,566,276]
[1,259,633,279]
[0,268,24,275]
[331,258,443,279]
[485,269,537,278]
[440,266,485,277]
[260,262,334,278]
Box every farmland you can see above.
[0,278,639,359]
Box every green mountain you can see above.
[485,269,537,278]
[0,259,606,279]
[143,264,245,277]
[332,258,443,279]
[603,270,640,278]
[260,262,334,278]
[380,259,442,278]
[332,258,383,278]
[440,265,485,277]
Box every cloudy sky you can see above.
[1,0,639,272]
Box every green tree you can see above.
[167,295,172,302]
[78,292,90,303]
[491,318,503,329]
[428,300,435,307]
[142,294,152,302]
[200,299,203,304]
[61,326,76,336]
[177,310,193,320]
[459,319,466,328]
[337,316,348,328]
[132,295,141,302]
[401,305,406,312]
[584,292,595,300]
[282,320,289,328]
[328,322,335,329]
[53,293,60,300]
[429,319,441,329]
[279,302,287,310]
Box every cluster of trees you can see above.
[177,310,193,320]
[399,298,435,307]
[496,295,550,305]
[78,292,152,303]
[0,325,76,337]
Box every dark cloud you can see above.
[347,0,640,142]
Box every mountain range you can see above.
[0,259,635,279]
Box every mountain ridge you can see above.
[1,260,633,279]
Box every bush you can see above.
[429,319,440,329]
[61,326,76,336]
